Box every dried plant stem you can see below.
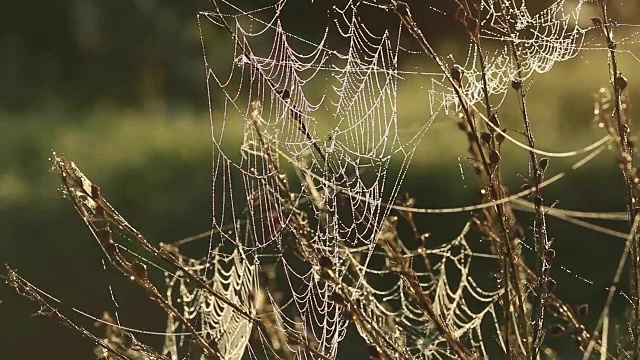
[3,267,146,360]
[55,158,223,360]
[472,30,534,356]
[250,103,408,360]
[501,17,551,360]
[543,285,616,360]
[515,64,549,360]
[584,214,640,359]
[378,228,474,359]
[320,264,411,360]
[594,0,640,355]
[51,154,335,360]
[386,1,528,356]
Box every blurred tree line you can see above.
[0,0,498,112]
[2,0,638,113]
[1,0,212,111]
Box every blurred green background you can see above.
[2,0,640,358]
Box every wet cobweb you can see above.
[43,1,637,359]
[153,0,640,359]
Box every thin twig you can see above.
[593,2,639,354]
[387,1,528,356]
[4,266,138,360]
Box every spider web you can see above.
[163,245,258,360]
[159,1,640,359]
[430,0,588,112]
[192,2,417,357]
